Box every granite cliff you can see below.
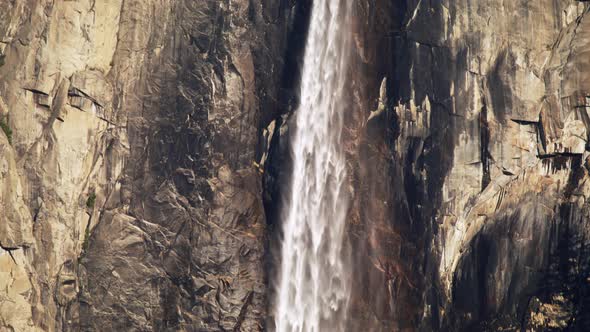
[1,0,589,331]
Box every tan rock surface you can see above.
[0,0,297,330]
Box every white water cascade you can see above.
[274,1,353,331]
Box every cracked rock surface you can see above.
[1,0,590,331]
[0,0,297,330]
[341,1,590,330]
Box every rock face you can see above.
[342,0,590,330]
[0,0,300,330]
[1,0,590,331]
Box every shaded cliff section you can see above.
[345,0,590,331]
[0,0,304,331]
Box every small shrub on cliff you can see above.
[86,192,96,208]
[0,116,12,144]
[0,54,5,67]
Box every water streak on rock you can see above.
[275,1,353,331]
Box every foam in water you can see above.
[274,1,353,331]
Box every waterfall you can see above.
[275,1,353,331]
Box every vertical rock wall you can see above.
[2,0,590,331]
[0,0,298,330]
[343,0,590,330]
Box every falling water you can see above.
[275,1,353,331]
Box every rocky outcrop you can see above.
[0,0,300,330]
[340,0,590,330]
